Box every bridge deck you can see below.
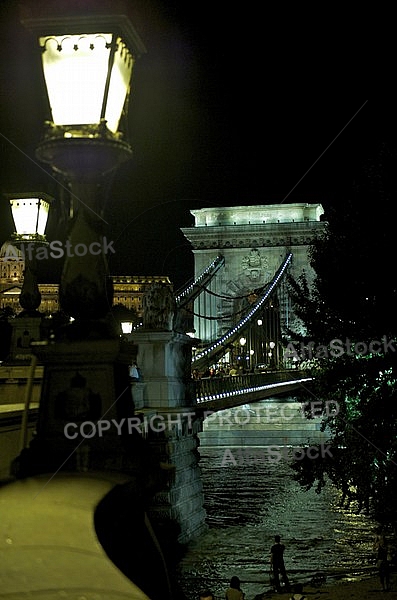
[194,370,313,411]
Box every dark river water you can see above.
[176,445,378,600]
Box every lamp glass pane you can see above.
[10,199,46,235]
[37,200,50,235]
[40,33,112,126]
[105,37,134,133]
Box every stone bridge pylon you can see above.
[181,203,326,366]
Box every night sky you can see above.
[0,1,396,290]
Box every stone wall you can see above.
[133,329,208,544]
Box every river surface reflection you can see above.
[176,445,377,600]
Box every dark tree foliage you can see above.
[287,142,397,524]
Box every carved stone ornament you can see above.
[142,282,176,330]
[241,248,268,281]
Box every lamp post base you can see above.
[13,338,144,478]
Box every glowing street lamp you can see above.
[23,14,146,143]
[6,193,52,315]
[268,340,276,369]
[12,4,148,481]
[21,10,146,323]
[121,321,133,335]
[9,194,51,243]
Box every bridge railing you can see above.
[194,369,311,404]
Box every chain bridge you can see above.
[0,202,327,551]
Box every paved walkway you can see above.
[0,471,152,599]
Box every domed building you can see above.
[0,241,24,280]
[0,239,172,317]
[0,241,60,315]
[0,241,25,314]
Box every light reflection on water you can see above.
[176,446,377,600]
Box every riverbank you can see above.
[259,574,396,599]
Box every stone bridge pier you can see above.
[131,328,207,545]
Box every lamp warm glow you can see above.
[121,321,132,334]
[8,194,51,241]
[40,33,133,134]
[239,337,246,346]
[21,13,146,141]
[269,341,276,349]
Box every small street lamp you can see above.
[9,194,50,243]
[5,193,52,362]
[120,321,133,335]
[268,340,276,369]
[6,193,52,315]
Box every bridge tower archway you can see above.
[181,203,327,367]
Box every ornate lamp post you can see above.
[5,193,53,361]
[14,8,147,476]
[22,11,146,327]
[7,193,51,316]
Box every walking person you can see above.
[270,534,290,593]
[225,576,244,600]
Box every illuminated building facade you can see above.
[0,241,172,317]
[181,203,327,363]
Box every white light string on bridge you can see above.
[196,375,312,403]
[175,254,225,304]
[192,253,293,365]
